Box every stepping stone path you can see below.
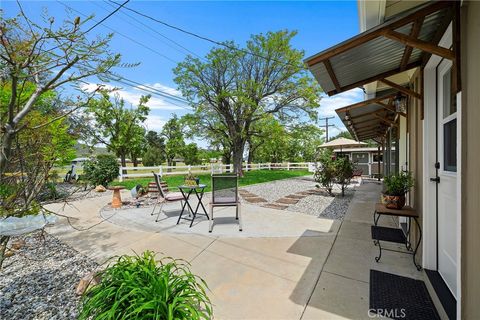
[239,190,268,203]
[239,188,325,211]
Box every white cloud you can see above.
[318,88,364,117]
[144,115,167,132]
[81,82,186,111]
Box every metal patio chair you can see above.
[209,173,242,232]
[151,172,185,222]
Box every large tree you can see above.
[161,114,185,167]
[86,92,150,169]
[142,130,165,166]
[0,8,120,267]
[174,30,321,175]
[0,10,120,174]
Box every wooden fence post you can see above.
[159,165,163,177]
[287,162,290,171]
[118,166,123,182]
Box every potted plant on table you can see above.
[382,171,414,209]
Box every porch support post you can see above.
[377,145,381,181]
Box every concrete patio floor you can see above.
[45,181,444,320]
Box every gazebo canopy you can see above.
[320,137,367,149]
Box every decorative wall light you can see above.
[394,93,407,113]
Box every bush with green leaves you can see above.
[79,251,212,320]
[334,157,354,197]
[383,171,414,196]
[314,149,335,196]
[83,154,119,187]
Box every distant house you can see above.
[333,147,386,177]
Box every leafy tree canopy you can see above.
[174,30,322,174]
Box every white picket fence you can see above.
[118,162,311,182]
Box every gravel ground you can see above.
[241,176,357,220]
[241,176,317,202]
[0,231,99,320]
[287,189,354,219]
[55,183,112,201]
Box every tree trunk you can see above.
[232,140,245,176]
[247,144,254,164]
[132,157,138,167]
[120,154,127,175]
[0,236,10,269]
[0,128,14,175]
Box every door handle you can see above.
[430,177,440,183]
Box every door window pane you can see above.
[443,69,457,118]
[444,118,457,172]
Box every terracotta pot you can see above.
[382,194,406,209]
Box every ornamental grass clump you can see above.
[78,251,212,320]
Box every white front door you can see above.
[436,59,458,298]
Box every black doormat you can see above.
[370,270,440,320]
[425,269,456,320]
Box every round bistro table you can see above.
[177,184,209,227]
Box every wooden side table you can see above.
[108,186,125,208]
[372,203,422,270]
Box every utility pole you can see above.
[318,116,335,142]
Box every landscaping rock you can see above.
[10,239,26,250]
[95,185,107,192]
[0,231,99,320]
[75,271,101,295]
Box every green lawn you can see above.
[111,169,311,192]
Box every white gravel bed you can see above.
[287,190,354,219]
[241,176,316,202]
[0,231,99,319]
[241,176,356,219]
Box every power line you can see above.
[22,0,128,55]
[83,0,130,34]
[57,0,178,64]
[108,0,304,69]
[98,0,204,60]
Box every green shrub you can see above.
[383,171,414,196]
[334,157,354,197]
[142,148,165,167]
[79,251,212,320]
[37,182,68,201]
[314,149,335,196]
[83,154,119,187]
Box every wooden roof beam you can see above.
[355,122,389,132]
[383,30,454,60]
[305,1,452,66]
[379,78,422,100]
[327,61,421,96]
[400,17,424,71]
[336,92,397,113]
[347,109,386,121]
[373,113,398,127]
[377,101,397,112]
[324,59,341,92]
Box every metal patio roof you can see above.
[305,1,454,96]
[335,90,399,141]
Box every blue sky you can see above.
[3,0,363,142]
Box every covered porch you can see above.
[305,1,461,318]
[44,180,436,319]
